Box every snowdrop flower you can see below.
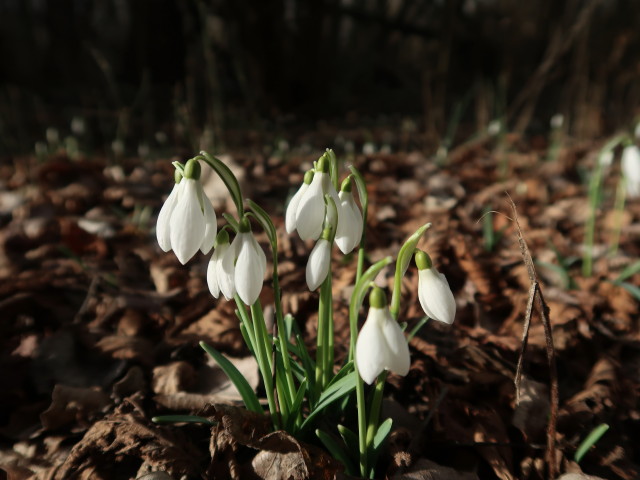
[233,217,267,305]
[295,155,341,241]
[207,230,230,299]
[157,158,217,264]
[286,170,313,233]
[621,145,640,198]
[415,250,456,325]
[356,287,410,384]
[156,170,183,252]
[218,232,240,300]
[335,177,363,254]
[306,234,332,290]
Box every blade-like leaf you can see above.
[246,199,278,256]
[337,424,359,455]
[575,423,610,463]
[301,371,357,430]
[372,417,393,451]
[316,429,356,475]
[615,260,640,283]
[199,341,262,414]
[397,222,432,278]
[200,151,244,217]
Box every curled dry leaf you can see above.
[40,384,111,431]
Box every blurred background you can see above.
[1,0,639,157]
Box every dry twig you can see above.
[509,196,559,479]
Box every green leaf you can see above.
[575,423,610,463]
[200,151,244,217]
[397,222,432,278]
[301,371,357,430]
[284,313,294,340]
[286,379,308,432]
[617,281,640,301]
[372,418,393,451]
[316,429,357,475]
[199,341,263,414]
[337,424,359,455]
[246,199,278,256]
[615,260,640,283]
[152,415,216,426]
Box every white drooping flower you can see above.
[306,238,331,290]
[218,233,241,300]
[416,250,456,325]
[156,178,182,252]
[285,170,313,234]
[295,168,331,241]
[207,230,231,299]
[621,145,640,198]
[356,287,410,385]
[233,219,267,305]
[158,159,217,264]
[335,178,363,254]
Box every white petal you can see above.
[156,182,181,252]
[235,233,265,305]
[295,173,327,240]
[250,234,267,276]
[355,309,388,384]
[418,268,456,324]
[306,239,331,290]
[170,179,205,264]
[206,247,223,298]
[198,182,217,254]
[622,146,640,197]
[219,235,240,300]
[335,191,363,254]
[380,312,410,376]
[285,184,308,233]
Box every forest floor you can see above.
[0,132,638,480]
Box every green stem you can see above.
[356,246,365,284]
[250,301,280,429]
[609,177,627,255]
[316,267,333,391]
[355,367,368,477]
[324,263,334,386]
[389,259,404,321]
[365,371,388,449]
[583,163,603,277]
[272,250,297,414]
[235,295,256,349]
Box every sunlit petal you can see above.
[235,233,265,305]
[198,183,217,254]
[306,238,331,290]
[170,179,205,264]
[295,172,327,240]
[156,182,181,252]
[355,308,388,384]
[285,183,309,233]
[418,268,456,324]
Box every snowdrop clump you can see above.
[155,149,457,478]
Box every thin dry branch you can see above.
[508,196,559,480]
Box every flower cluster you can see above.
[286,153,364,290]
[354,249,456,384]
[156,159,217,264]
[156,158,266,305]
